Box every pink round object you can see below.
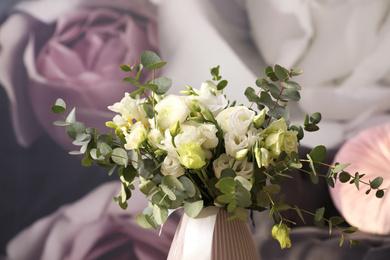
[329,123,390,234]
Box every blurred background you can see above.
[1,0,390,259]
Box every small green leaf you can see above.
[217,80,228,90]
[111,148,128,167]
[329,216,345,226]
[244,87,260,103]
[217,194,235,204]
[108,165,116,176]
[66,108,76,124]
[257,191,271,208]
[53,121,69,126]
[314,207,325,222]
[82,155,93,166]
[280,89,301,101]
[339,172,351,183]
[310,112,322,124]
[255,78,268,88]
[339,234,344,246]
[184,198,203,218]
[154,77,172,95]
[354,172,360,190]
[135,214,156,229]
[370,177,383,189]
[113,196,128,210]
[140,50,166,70]
[295,205,306,224]
[326,177,335,188]
[119,64,131,72]
[263,184,281,194]
[221,168,236,179]
[51,98,66,114]
[180,176,196,197]
[162,175,184,192]
[122,77,138,85]
[332,163,351,173]
[376,189,385,198]
[130,88,145,98]
[153,204,168,225]
[215,177,237,194]
[274,64,289,81]
[139,180,156,196]
[281,80,301,90]
[138,83,158,92]
[343,227,358,234]
[160,184,176,200]
[291,69,303,76]
[304,123,320,132]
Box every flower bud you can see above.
[271,223,291,249]
[169,120,181,137]
[253,109,266,128]
[105,121,117,129]
[234,149,248,161]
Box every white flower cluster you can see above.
[107,80,298,180]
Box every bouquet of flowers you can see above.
[52,51,384,249]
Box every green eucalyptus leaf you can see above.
[215,177,237,194]
[281,80,301,90]
[235,176,252,191]
[221,168,236,179]
[295,205,306,224]
[122,77,138,85]
[274,64,289,81]
[108,165,116,176]
[263,184,281,194]
[217,194,235,204]
[268,106,290,124]
[162,175,184,192]
[339,172,351,183]
[265,66,278,82]
[53,121,69,126]
[291,69,303,76]
[141,50,166,70]
[153,204,168,225]
[82,155,93,166]
[280,89,301,102]
[154,77,172,95]
[138,83,158,92]
[259,91,276,109]
[217,80,228,90]
[139,179,156,196]
[290,124,304,141]
[343,227,358,234]
[332,163,351,173]
[179,176,196,197]
[121,182,131,203]
[244,87,260,103]
[111,148,128,166]
[169,190,186,209]
[370,177,383,189]
[310,112,322,124]
[184,198,203,218]
[326,177,335,188]
[66,122,85,140]
[304,123,320,132]
[309,145,327,169]
[329,216,345,226]
[135,214,156,229]
[130,88,145,98]
[314,207,325,222]
[376,189,385,198]
[119,64,131,72]
[113,196,128,210]
[257,191,271,208]
[151,190,171,208]
[255,78,268,88]
[51,98,66,113]
[160,184,176,200]
[66,108,76,124]
[227,200,238,212]
[143,103,154,119]
[119,165,137,184]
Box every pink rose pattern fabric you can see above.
[6,182,178,260]
[0,0,159,149]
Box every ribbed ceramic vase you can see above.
[167,206,260,260]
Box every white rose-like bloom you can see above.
[124,122,148,150]
[175,123,205,147]
[224,132,249,158]
[232,158,253,179]
[190,81,228,116]
[216,106,255,136]
[152,95,190,131]
[147,129,163,149]
[247,126,262,149]
[108,93,148,127]
[161,155,185,178]
[213,153,232,179]
[112,114,130,130]
[199,123,219,149]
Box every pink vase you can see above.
[167,207,260,260]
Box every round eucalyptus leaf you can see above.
[184,199,203,218]
[234,176,252,191]
[154,77,172,95]
[135,214,156,229]
[111,147,128,166]
[160,184,176,200]
[162,175,184,191]
[310,112,322,124]
[179,176,196,197]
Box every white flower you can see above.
[175,123,204,147]
[152,95,190,131]
[147,129,163,149]
[158,129,176,156]
[112,114,130,129]
[213,153,253,179]
[108,93,148,127]
[199,123,219,149]
[216,106,255,136]
[124,122,148,150]
[247,126,262,149]
[190,81,228,116]
[161,156,185,178]
[213,153,232,179]
[224,132,249,158]
[232,157,253,179]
